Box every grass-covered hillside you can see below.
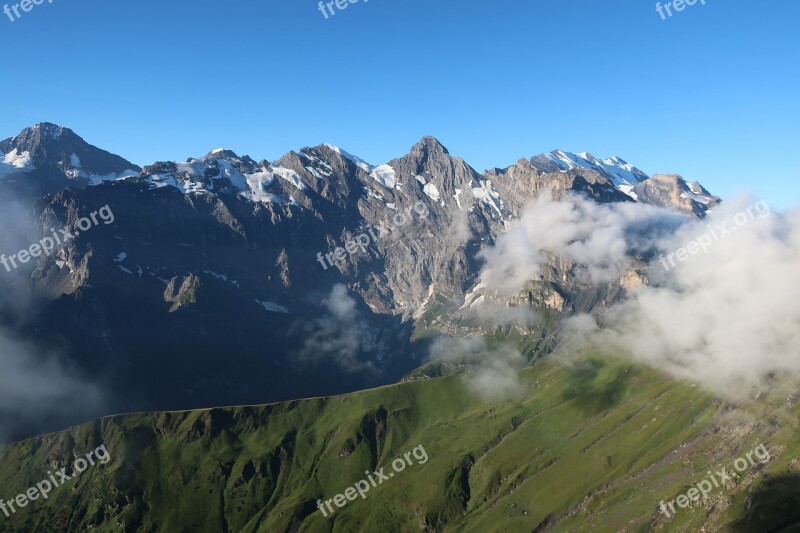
[1,355,798,532]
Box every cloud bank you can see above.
[478,192,799,398]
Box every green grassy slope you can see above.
[0,356,798,532]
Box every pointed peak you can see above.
[16,122,73,141]
[412,136,449,155]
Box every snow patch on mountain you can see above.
[618,185,638,200]
[242,170,278,203]
[272,166,306,190]
[146,173,186,192]
[423,183,441,202]
[256,299,290,314]
[471,180,503,216]
[72,166,139,185]
[370,164,398,189]
[0,149,36,178]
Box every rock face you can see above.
[633,173,720,218]
[0,123,719,438]
[164,274,202,312]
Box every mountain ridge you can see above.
[1,123,718,218]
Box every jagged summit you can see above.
[6,122,81,154]
[20,122,69,140]
[411,135,450,156]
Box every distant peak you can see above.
[529,149,650,187]
[412,136,449,155]
[206,148,238,159]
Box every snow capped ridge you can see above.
[321,142,400,190]
[136,149,308,206]
[530,149,650,187]
[322,143,374,173]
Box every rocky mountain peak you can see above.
[24,122,68,140]
[1,122,139,173]
[4,122,78,156]
[411,136,450,157]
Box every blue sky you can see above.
[1,0,797,208]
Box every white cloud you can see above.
[477,191,685,292]
[297,284,379,375]
[477,192,800,398]
[428,336,526,400]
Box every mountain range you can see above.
[0,123,720,441]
